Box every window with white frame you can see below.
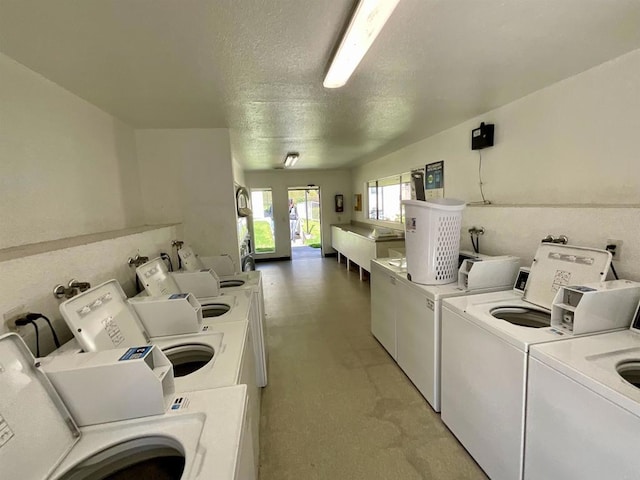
[367,173,412,223]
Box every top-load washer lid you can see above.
[60,280,149,352]
[0,333,80,479]
[490,244,611,327]
[178,246,204,271]
[523,244,611,309]
[136,257,181,297]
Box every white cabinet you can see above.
[370,261,398,359]
[395,278,438,409]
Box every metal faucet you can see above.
[542,235,569,244]
[127,254,149,268]
[53,279,92,299]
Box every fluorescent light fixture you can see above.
[323,0,401,89]
[284,153,299,168]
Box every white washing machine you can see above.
[136,257,253,324]
[371,254,520,411]
[177,246,261,291]
[440,244,637,480]
[1,333,255,480]
[149,251,268,388]
[525,305,640,479]
[57,280,260,471]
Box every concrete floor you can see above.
[257,256,488,480]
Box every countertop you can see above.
[332,223,404,243]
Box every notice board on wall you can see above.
[425,161,444,199]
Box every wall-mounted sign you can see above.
[354,193,362,211]
[425,161,444,199]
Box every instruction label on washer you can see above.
[102,317,125,346]
[0,414,14,449]
[552,270,571,292]
[119,346,152,361]
[169,293,189,300]
[170,396,191,411]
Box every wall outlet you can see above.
[3,305,27,331]
[606,239,623,261]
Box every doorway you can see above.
[288,187,322,259]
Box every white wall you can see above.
[245,169,352,257]
[0,52,144,249]
[0,51,177,357]
[0,225,182,355]
[232,157,246,188]
[353,48,640,280]
[135,129,241,267]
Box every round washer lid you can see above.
[523,244,612,310]
[0,333,80,479]
[59,280,149,352]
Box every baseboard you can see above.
[255,256,291,263]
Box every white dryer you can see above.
[525,306,640,479]
[58,280,260,470]
[370,253,520,411]
[1,333,255,480]
[440,244,639,480]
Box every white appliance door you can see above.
[370,263,397,359]
[441,307,526,480]
[396,283,438,410]
[525,357,640,480]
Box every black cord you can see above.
[20,313,61,349]
[30,321,40,358]
[478,150,488,204]
[160,252,174,272]
[135,275,143,294]
[33,314,60,348]
[610,262,619,280]
[470,233,479,253]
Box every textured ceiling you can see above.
[2,0,640,170]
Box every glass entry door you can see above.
[288,187,322,258]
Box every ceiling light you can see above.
[284,153,299,168]
[323,0,401,89]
